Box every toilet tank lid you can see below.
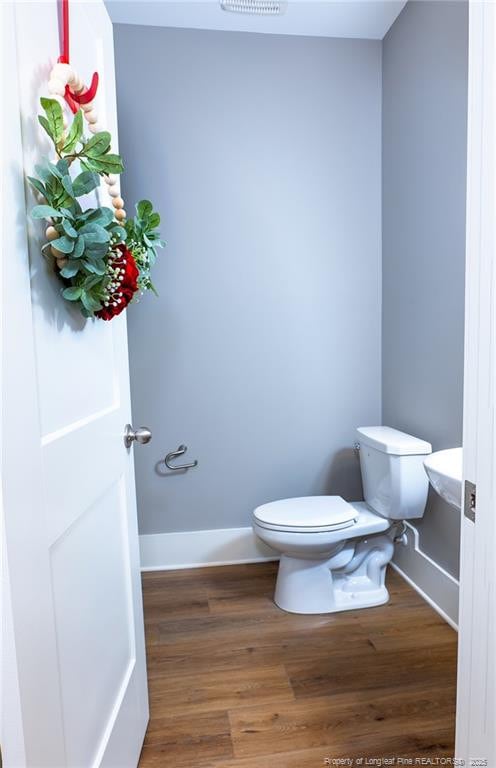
[356,426,432,456]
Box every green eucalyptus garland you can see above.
[29,97,165,320]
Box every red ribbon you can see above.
[58,0,99,114]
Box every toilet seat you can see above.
[253,495,358,533]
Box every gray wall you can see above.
[115,27,382,534]
[382,1,468,578]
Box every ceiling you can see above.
[105,0,407,40]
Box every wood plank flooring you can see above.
[138,562,457,767]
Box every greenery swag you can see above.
[29,97,164,320]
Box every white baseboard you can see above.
[139,526,279,571]
[139,524,459,630]
[392,522,459,630]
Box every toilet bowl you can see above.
[253,426,432,615]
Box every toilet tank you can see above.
[356,426,432,520]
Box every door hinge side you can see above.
[464,479,476,523]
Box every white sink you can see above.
[423,447,463,511]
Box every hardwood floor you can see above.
[138,562,457,767]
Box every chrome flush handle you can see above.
[124,424,152,448]
[164,445,198,471]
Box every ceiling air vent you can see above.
[220,0,287,15]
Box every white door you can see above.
[2,2,148,766]
[456,1,496,764]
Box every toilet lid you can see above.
[253,496,358,533]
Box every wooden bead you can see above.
[115,209,126,222]
[108,185,120,198]
[48,77,66,96]
[112,196,124,209]
[69,72,84,93]
[85,109,98,124]
[46,226,58,241]
[51,245,63,258]
[56,257,68,269]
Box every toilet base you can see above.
[274,533,394,615]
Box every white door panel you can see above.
[2,2,149,766]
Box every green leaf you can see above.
[109,224,127,241]
[60,261,81,278]
[87,207,114,227]
[76,208,95,222]
[50,235,74,254]
[31,204,61,220]
[137,200,153,219]
[62,109,83,154]
[148,212,161,229]
[61,175,74,198]
[62,286,82,301]
[38,115,55,143]
[27,176,47,198]
[82,131,111,158]
[59,207,75,220]
[72,236,85,259]
[85,153,124,175]
[34,163,53,184]
[72,171,100,198]
[46,161,63,179]
[62,219,78,238]
[83,242,108,259]
[40,97,64,145]
[81,290,101,312]
[79,223,110,243]
[57,158,70,175]
[83,259,106,275]
[84,275,105,290]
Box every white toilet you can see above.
[253,426,432,614]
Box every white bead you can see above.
[106,174,118,185]
[82,102,94,113]
[108,185,120,198]
[88,122,100,134]
[48,77,66,96]
[73,75,85,93]
[85,109,98,124]
[52,63,72,83]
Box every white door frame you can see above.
[456,1,496,764]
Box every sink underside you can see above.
[423,447,462,511]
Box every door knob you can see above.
[124,424,152,448]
